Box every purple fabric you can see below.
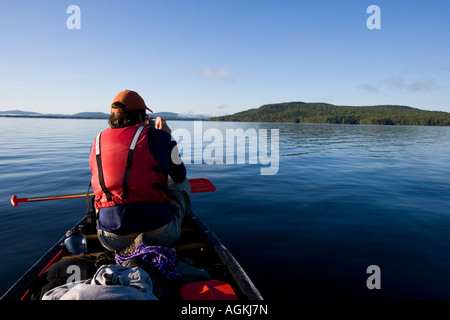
[115,244,181,280]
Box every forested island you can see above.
[209,102,450,126]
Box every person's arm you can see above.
[167,141,186,183]
[148,117,186,183]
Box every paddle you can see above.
[11,178,215,207]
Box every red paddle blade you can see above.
[180,280,238,300]
[10,195,22,207]
[189,178,216,193]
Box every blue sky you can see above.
[0,0,448,115]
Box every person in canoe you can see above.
[89,89,190,253]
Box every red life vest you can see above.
[89,124,172,210]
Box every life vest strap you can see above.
[122,126,145,199]
[95,132,113,202]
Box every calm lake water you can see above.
[1,117,450,299]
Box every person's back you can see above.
[89,90,190,253]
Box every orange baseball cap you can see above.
[111,90,153,113]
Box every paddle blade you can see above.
[10,195,22,207]
[180,280,238,300]
[189,178,216,193]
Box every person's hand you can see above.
[155,117,171,134]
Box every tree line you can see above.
[209,102,450,126]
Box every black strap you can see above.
[86,182,97,228]
[95,133,113,202]
[86,182,92,215]
[122,148,136,199]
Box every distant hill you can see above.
[152,112,210,120]
[209,102,450,126]
[0,110,210,120]
[72,112,109,118]
[0,110,41,115]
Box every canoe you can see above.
[1,208,263,300]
